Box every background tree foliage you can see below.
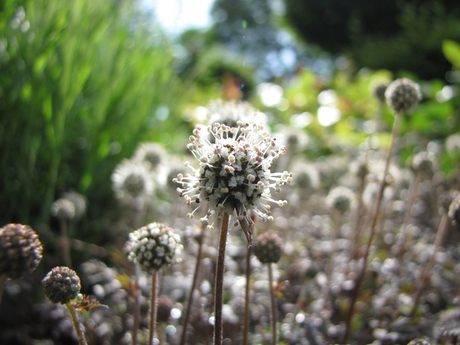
[284,0,460,79]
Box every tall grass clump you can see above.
[0,0,185,235]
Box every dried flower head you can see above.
[62,191,86,220]
[174,122,292,233]
[42,266,81,304]
[112,159,154,200]
[0,223,43,279]
[372,83,388,103]
[133,142,168,170]
[326,186,354,214]
[126,223,182,275]
[51,198,76,221]
[385,78,421,114]
[411,151,437,178]
[253,232,284,264]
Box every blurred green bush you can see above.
[0,0,187,232]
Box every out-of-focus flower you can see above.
[126,223,182,275]
[411,151,437,178]
[0,223,43,279]
[42,266,81,304]
[253,232,284,264]
[291,161,319,192]
[326,186,354,214]
[157,295,173,323]
[51,198,76,221]
[62,191,87,220]
[206,99,268,128]
[372,83,389,103]
[133,142,168,171]
[385,78,421,114]
[174,121,292,233]
[448,195,460,224]
[112,159,154,200]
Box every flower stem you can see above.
[214,212,230,345]
[132,277,140,345]
[60,218,72,268]
[149,272,158,345]
[242,244,252,345]
[180,225,207,345]
[268,262,277,345]
[0,273,6,305]
[65,302,88,345]
[342,110,402,344]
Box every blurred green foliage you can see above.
[0,0,188,232]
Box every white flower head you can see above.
[174,122,292,239]
[133,142,167,170]
[206,99,268,128]
[112,159,154,200]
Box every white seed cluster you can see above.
[385,78,421,114]
[326,186,354,214]
[112,159,154,199]
[133,142,168,170]
[174,122,292,229]
[126,223,182,275]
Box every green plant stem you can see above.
[342,110,402,344]
[180,225,206,345]
[242,244,252,345]
[66,302,88,345]
[410,213,448,316]
[268,262,277,345]
[0,273,6,305]
[214,212,230,345]
[149,271,158,345]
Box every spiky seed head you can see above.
[126,223,182,275]
[373,83,388,103]
[42,266,81,304]
[253,232,284,264]
[0,223,43,279]
[385,78,421,114]
[157,295,173,323]
[51,198,76,220]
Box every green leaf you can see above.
[442,39,460,69]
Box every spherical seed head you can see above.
[157,295,173,323]
[62,191,86,220]
[0,223,43,279]
[126,223,183,275]
[112,159,154,199]
[448,195,460,224]
[42,266,81,304]
[253,232,284,264]
[373,83,388,103]
[51,198,76,220]
[385,78,421,114]
[292,161,319,191]
[411,151,437,177]
[326,186,354,214]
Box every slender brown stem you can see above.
[149,272,158,345]
[60,218,72,267]
[242,244,252,345]
[342,111,402,344]
[352,170,367,259]
[268,263,277,345]
[180,225,207,345]
[410,214,448,316]
[132,277,140,345]
[0,273,6,305]
[214,212,230,345]
[66,302,88,345]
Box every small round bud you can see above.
[157,295,173,323]
[42,266,81,304]
[126,223,182,275]
[385,78,421,114]
[372,83,388,103]
[0,223,43,279]
[253,232,284,264]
